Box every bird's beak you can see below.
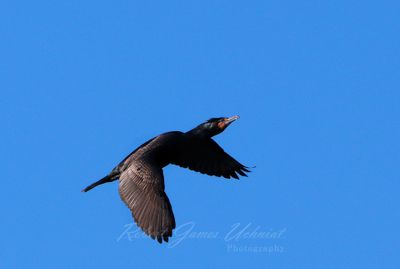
[224,115,240,124]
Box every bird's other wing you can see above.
[118,159,176,243]
[170,136,250,179]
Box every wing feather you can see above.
[118,160,175,243]
[170,136,250,179]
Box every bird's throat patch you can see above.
[218,121,226,129]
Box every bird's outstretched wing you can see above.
[170,136,250,179]
[118,159,176,243]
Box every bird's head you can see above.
[192,116,240,137]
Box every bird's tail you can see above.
[81,173,118,192]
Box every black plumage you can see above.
[82,116,250,243]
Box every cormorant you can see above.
[82,116,250,243]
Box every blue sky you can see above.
[1,1,399,268]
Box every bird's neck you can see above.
[186,125,214,138]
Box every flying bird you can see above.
[82,116,250,243]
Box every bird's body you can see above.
[82,116,249,243]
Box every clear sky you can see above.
[1,1,399,268]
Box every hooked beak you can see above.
[224,115,240,124]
